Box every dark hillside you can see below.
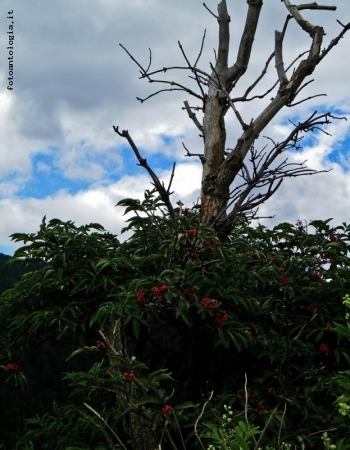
[0,253,24,295]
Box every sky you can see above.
[0,0,349,255]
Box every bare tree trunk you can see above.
[201,81,227,225]
[124,413,164,450]
[118,0,349,235]
[104,322,166,450]
[201,0,263,228]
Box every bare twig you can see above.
[244,373,249,425]
[165,428,179,450]
[119,43,151,79]
[303,428,337,440]
[289,93,326,107]
[194,391,214,450]
[230,50,309,105]
[145,48,152,73]
[184,100,203,132]
[319,20,350,62]
[253,407,278,450]
[119,44,205,102]
[167,163,176,195]
[182,142,204,160]
[194,31,207,98]
[195,29,207,67]
[178,40,206,99]
[140,65,216,86]
[98,329,119,355]
[277,403,287,450]
[203,2,218,19]
[137,88,187,104]
[233,51,275,99]
[222,88,248,129]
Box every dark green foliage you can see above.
[1,192,350,449]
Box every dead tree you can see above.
[114,0,349,238]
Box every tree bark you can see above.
[201,0,263,227]
[106,322,166,450]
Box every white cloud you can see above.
[0,162,202,253]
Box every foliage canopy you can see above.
[2,192,350,449]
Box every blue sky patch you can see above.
[327,135,350,166]
[18,150,91,198]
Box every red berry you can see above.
[162,404,173,415]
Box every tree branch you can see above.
[283,0,316,36]
[183,101,204,132]
[297,3,336,12]
[319,20,350,63]
[216,0,230,72]
[227,0,263,84]
[178,40,206,99]
[203,3,218,19]
[113,126,175,218]
[213,111,344,228]
[275,31,289,86]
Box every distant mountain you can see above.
[0,253,29,295]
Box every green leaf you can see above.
[137,395,160,406]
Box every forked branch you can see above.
[113,126,175,218]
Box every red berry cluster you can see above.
[312,269,323,282]
[306,303,314,312]
[161,404,173,415]
[200,297,218,309]
[184,288,195,303]
[316,256,329,265]
[205,240,219,248]
[153,284,169,300]
[254,405,265,414]
[247,329,255,340]
[123,370,135,383]
[278,268,289,285]
[6,362,19,373]
[137,290,150,304]
[28,328,37,337]
[329,232,338,242]
[214,310,228,325]
[96,341,106,352]
[318,342,330,356]
[184,229,197,239]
